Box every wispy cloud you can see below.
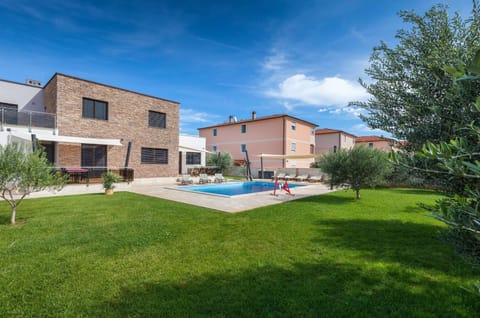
[350,123,389,136]
[180,108,218,123]
[262,50,289,72]
[267,74,369,107]
[326,106,366,118]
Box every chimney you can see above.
[252,111,256,120]
[25,79,42,87]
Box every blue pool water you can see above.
[179,181,304,196]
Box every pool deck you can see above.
[26,178,333,213]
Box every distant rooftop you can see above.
[356,135,396,143]
[315,128,356,138]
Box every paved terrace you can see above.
[27,178,333,213]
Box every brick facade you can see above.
[44,73,179,178]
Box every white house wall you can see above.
[179,134,207,174]
[0,80,44,112]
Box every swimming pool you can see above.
[178,181,304,197]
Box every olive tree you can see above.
[353,2,480,148]
[316,146,392,199]
[0,143,65,225]
[206,151,233,173]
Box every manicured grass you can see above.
[0,189,479,317]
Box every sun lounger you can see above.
[272,172,287,180]
[308,175,323,182]
[199,173,211,184]
[295,174,309,181]
[180,174,194,185]
[214,173,226,183]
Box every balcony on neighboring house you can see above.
[1,107,56,132]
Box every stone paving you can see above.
[27,178,333,213]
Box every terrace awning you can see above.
[10,130,122,146]
[179,145,212,153]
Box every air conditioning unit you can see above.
[25,79,42,87]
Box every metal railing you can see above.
[58,167,134,185]
[1,108,56,131]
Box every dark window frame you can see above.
[148,110,166,129]
[241,144,247,153]
[241,124,246,134]
[186,152,201,165]
[213,128,217,136]
[82,98,108,120]
[141,147,168,164]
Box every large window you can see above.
[81,144,107,167]
[291,142,296,152]
[141,147,168,164]
[148,110,166,128]
[212,145,217,152]
[82,98,108,120]
[186,152,201,165]
[213,128,217,136]
[241,144,247,152]
[241,124,246,133]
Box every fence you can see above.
[59,167,134,185]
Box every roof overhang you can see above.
[179,145,212,153]
[10,130,122,146]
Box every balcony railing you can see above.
[1,108,56,131]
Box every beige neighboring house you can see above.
[315,128,356,155]
[355,136,398,152]
[0,73,180,179]
[198,112,317,168]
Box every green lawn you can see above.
[0,189,479,317]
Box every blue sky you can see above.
[0,0,473,137]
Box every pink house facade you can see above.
[355,136,399,152]
[198,113,317,169]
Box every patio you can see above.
[27,178,332,213]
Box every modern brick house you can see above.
[198,112,317,169]
[315,128,356,155]
[0,73,179,178]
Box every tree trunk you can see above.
[11,206,16,225]
[355,189,360,199]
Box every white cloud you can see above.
[269,74,369,107]
[180,108,215,123]
[328,106,366,118]
[350,123,389,136]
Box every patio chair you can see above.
[199,173,211,184]
[214,173,226,183]
[180,174,194,185]
[295,174,309,182]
